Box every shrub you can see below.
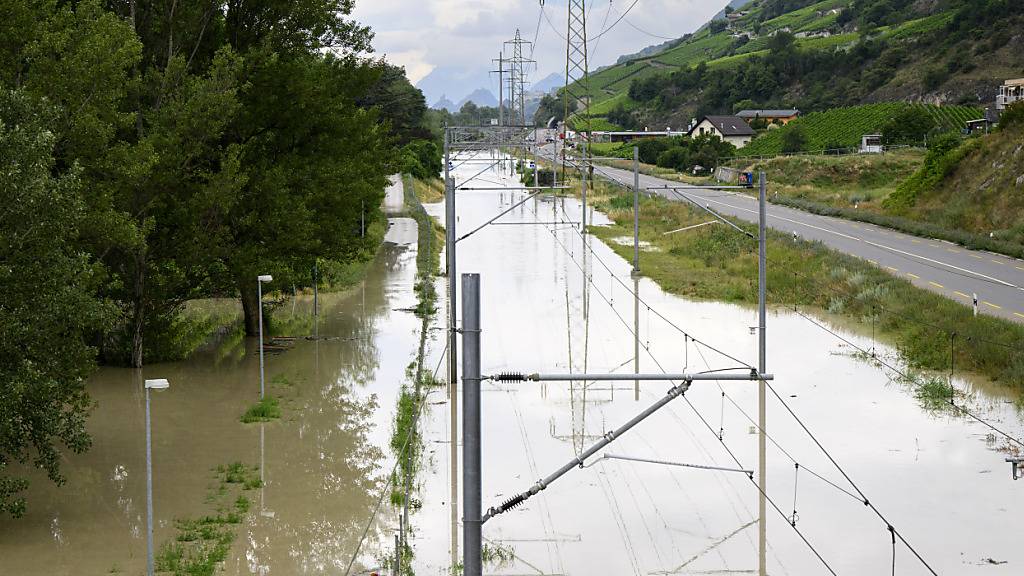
[781,125,808,153]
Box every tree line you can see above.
[0,0,438,517]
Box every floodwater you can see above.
[0,178,424,575]
[1,163,1022,576]
[411,153,1024,576]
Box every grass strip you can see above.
[586,180,1024,390]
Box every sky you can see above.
[352,0,729,103]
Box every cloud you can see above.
[354,0,726,86]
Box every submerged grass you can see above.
[586,178,1024,390]
[240,396,281,423]
[155,463,260,576]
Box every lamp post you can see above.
[257,274,273,399]
[144,378,170,576]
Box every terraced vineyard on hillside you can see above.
[738,103,983,156]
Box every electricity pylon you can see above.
[504,29,534,127]
[563,0,592,152]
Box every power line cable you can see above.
[588,0,641,42]
[520,199,842,576]
[623,15,678,41]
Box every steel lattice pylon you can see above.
[563,0,591,141]
[504,29,534,128]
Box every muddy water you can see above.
[0,215,422,575]
[412,154,1024,575]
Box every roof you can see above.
[736,109,801,118]
[1004,78,1024,87]
[691,115,756,137]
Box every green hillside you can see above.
[739,103,982,156]
[559,0,1022,131]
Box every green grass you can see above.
[156,463,261,576]
[586,179,1024,390]
[240,396,281,423]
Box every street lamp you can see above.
[144,378,170,576]
[257,275,273,399]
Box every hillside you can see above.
[738,102,981,156]
[561,0,1023,130]
[900,120,1024,245]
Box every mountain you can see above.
[416,66,492,110]
[457,89,498,109]
[571,0,1023,131]
[432,95,456,112]
[712,0,753,21]
[532,73,565,94]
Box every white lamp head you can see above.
[144,378,170,390]
[257,275,273,283]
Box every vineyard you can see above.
[738,103,983,157]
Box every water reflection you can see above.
[412,152,1024,576]
[0,217,422,576]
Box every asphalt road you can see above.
[538,144,1024,324]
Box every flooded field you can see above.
[410,154,1024,575]
[0,212,423,575]
[1,164,1021,576]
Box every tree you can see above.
[0,90,112,517]
[358,63,431,145]
[781,124,809,153]
[882,106,937,145]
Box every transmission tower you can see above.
[563,0,592,146]
[504,29,534,127]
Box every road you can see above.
[539,145,1024,324]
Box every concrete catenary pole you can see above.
[633,146,640,272]
[633,146,641,401]
[758,171,768,576]
[462,273,482,576]
[443,125,459,570]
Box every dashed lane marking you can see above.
[907,273,920,280]
[947,248,961,253]
[991,259,1005,265]
[1015,312,1024,320]
[954,291,971,299]
[971,254,984,260]
[887,266,899,272]
[929,282,944,289]
[912,239,921,243]
[984,301,1002,310]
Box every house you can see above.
[736,109,801,125]
[860,134,883,154]
[965,118,994,135]
[687,115,756,148]
[997,78,1024,110]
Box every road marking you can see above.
[929,282,944,289]
[887,266,899,272]
[971,254,984,260]
[929,243,940,248]
[984,301,1002,310]
[620,172,1024,291]
[1017,266,1024,271]
[1016,312,1024,320]
[947,248,961,253]
[991,259,1005,265]
[867,259,878,265]
[954,291,971,299]
[911,239,921,243]
[907,273,920,279]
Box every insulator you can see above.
[494,372,526,382]
[502,493,526,512]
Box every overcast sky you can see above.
[352,0,728,91]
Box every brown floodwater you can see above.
[410,153,1024,575]
[0,201,423,575]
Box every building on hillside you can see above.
[687,115,756,148]
[997,78,1024,110]
[736,109,801,125]
[860,134,883,154]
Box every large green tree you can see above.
[0,90,113,517]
